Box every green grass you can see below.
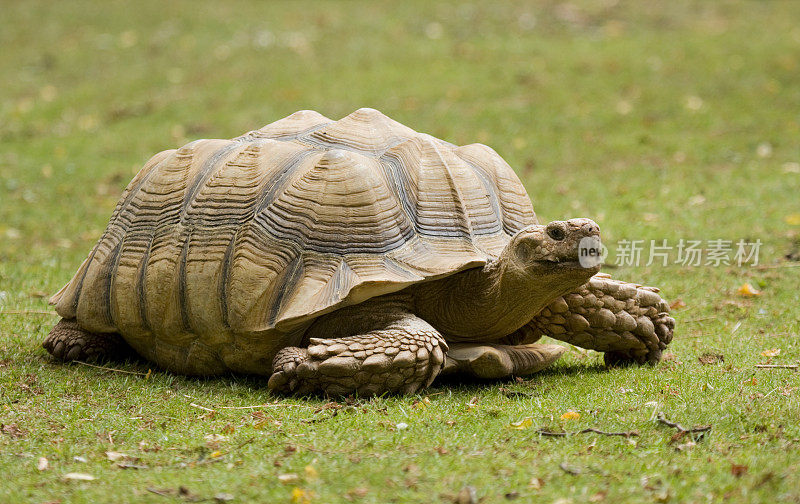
[2,1,800,502]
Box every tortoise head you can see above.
[502,218,602,292]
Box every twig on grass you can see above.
[146,487,172,498]
[219,403,310,409]
[189,403,216,413]
[755,364,798,369]
[536,427,639,438]
[682,316,718,324]
[657,412,711,435]
[0,309,59,315]
[559,462,581,475]
[73,360,150,376]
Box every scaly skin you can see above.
[268,304,447,396]
[506,273,675,365]
[43,319,131,362]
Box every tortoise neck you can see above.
[412,260,546,341]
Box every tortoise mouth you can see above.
[534,258,600,272]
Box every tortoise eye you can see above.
[547,224,566,241]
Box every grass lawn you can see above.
[2,1,799,502]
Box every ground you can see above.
[1,1,799,502]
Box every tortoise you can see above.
[44,108,674,395]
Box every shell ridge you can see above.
[218,231,239,329]
[452,155,505,236]
[422,136,473,239]
[181,141,246,216]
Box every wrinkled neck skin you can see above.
[412,258,593,342]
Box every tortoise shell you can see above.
[51,108,537,374]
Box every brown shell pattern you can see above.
[51,109,536,371]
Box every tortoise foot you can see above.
[268,315,447,396]
[43,318,130,362]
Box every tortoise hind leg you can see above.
[441,343,566,379]
[268,313,447,396]
[44,318,132,362]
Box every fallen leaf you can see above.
[528,477,544,490]
[116,462,148,470]
[204,434,230,443]
[589,491,607,502]
[455,485,478,504]
[278,473,299,484]
[396,422,409,430]
[559,462,581,475]
[760,348,781,357]
[37,457,49,471]
[698,352,724,365]
[560,411,580,421]
[73,456,88,463]
[737,283,761,297]
[731,464,748,477]
[784,214,800,226]
[508,417,532,430]
[345,487,368,500]
[214,493,235,502]
[304,465,319,480]
[291,487,313,504]
[62,472,95,481]
[1,423,25,438]
[412,397,430,409]
[105,451,129,462]
[669,298,687,310]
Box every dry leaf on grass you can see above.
[737,283,761,297]
[304,465,319,480]
[291,487,314,504]
[760,348,781,357]
[560,411,581,421]
[344,487,369,500]
[278,473,300,484]
[669,298,687,310]
[1,423,25,438]
[62,472,95,481]
[731,464,748,477]
[698,352,724,365]
[508,417,532,430]
[784,214,800,226]
[37,457,49,471]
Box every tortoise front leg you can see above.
[441,343,566,379]
[268,313,447,396]
[43,318,132,362]
[517,273,675,365]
